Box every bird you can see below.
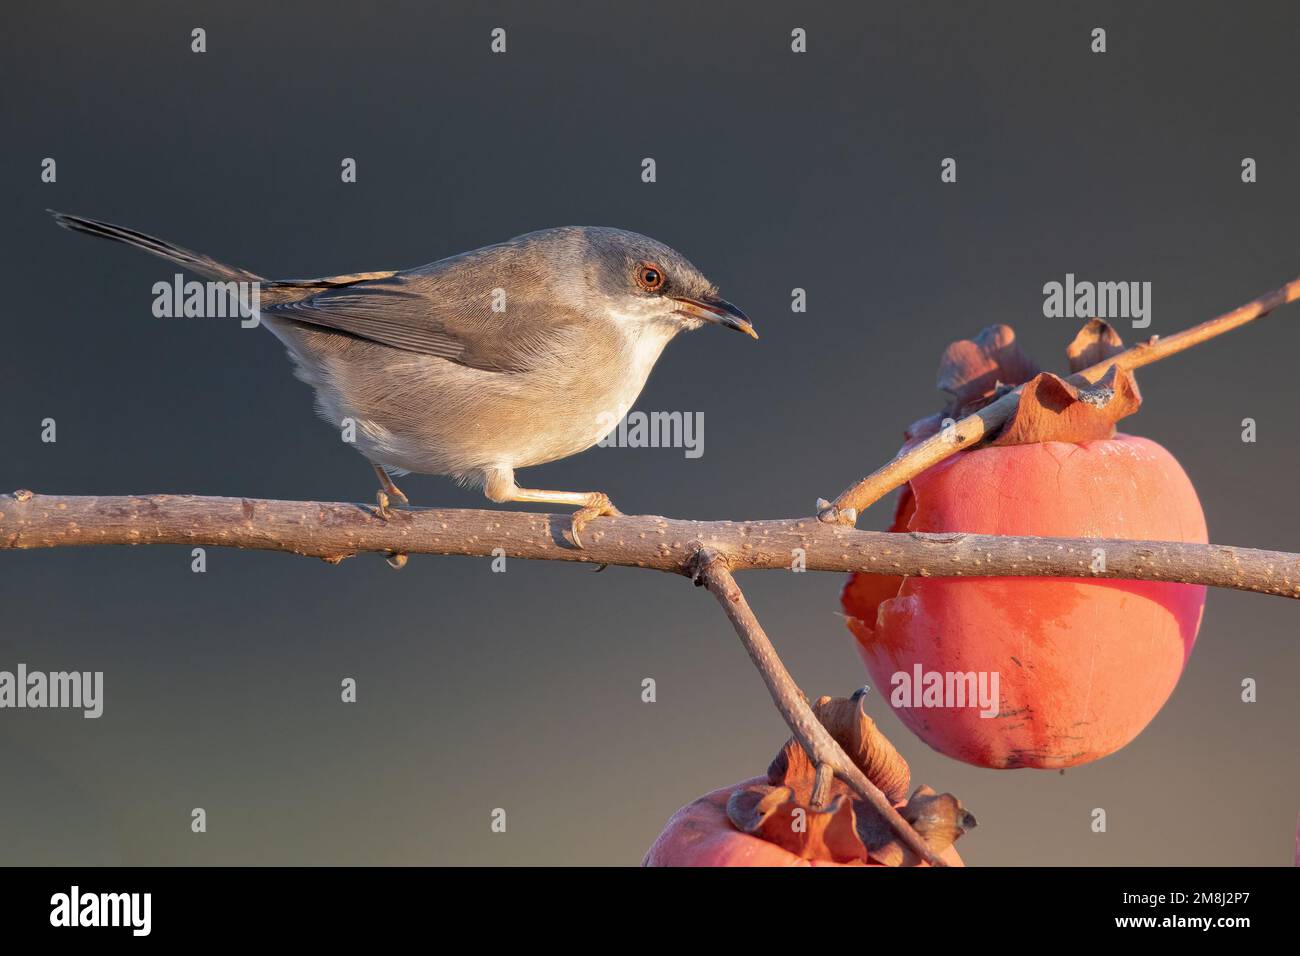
[50,211,757,553]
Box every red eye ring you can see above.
[636,262,665,292]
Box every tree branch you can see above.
[9,276,1298,872]
[690,549,948,866]
[4,491,1297,598]
[821,276,1300,524]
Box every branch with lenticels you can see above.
[3,491,1298,597]
[818,276,1300,526]
[690,549,949,867]
[7,492,1294,862]
[5,277,1299,866]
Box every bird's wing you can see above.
[262,265,582,373]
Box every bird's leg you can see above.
[483,469,620,548]
[510,488,623,547]
[372,464,409,520]
[371,464,409,569]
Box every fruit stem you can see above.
[691,548,949,867]
[809,762,835,811]
[821,276,1300,524]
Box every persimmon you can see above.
[643,692,974,866]
[840,322,1208,769]
[643,778,966,867]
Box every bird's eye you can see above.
[636,263,665,292]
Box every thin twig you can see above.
[821,276,1300,524]
[690,549,947,866]
[4,491,1298,598]
[810,762,835,811]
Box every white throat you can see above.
[606,310,680,413]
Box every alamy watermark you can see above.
[50,886,150,936]
[891,665,1000,718]
[152,273,261,328]
[596,410,704,458]
[1042,273,1151,328]
[0,664,103,718]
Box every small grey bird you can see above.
[50,212,756,548]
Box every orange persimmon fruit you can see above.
[840,322,1208,769]
[644,692,975,866]
[643,777,965,867]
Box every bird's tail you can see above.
[49,210,263,284]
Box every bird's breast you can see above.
[583,318,676,416]
[506,319,677,466]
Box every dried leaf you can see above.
[726,784,869,864]
[905,785,979,851]
[854,805,907,867]
[937,324,1041,415]
[813,693,911,805]
[767,691,911,805]
[992,365,1142,446]
[742,693,972,865]
[1067,318,1126,373]
[767,737,818,798]
[856,785,978,867]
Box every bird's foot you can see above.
[568,494,622,549]
[372,465,410,520]
[374,486,412,521]
[373,488,410,568]
[374,490,397,521]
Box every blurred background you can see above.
[2,0,1297,865]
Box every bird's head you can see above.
[542,227,757,340]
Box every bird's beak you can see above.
[671,295,759,339]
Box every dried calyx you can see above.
[724,690,976,865]
[904,318,1142,448]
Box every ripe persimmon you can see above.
[644,777,964,867]
[644,692,974,866]
[841,323,1208,769]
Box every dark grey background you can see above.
[2,0,1297,865]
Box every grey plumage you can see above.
[50,211,754,536]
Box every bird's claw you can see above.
[374,488,413,522]
[568,494,621,549]
[374,492,410,567]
